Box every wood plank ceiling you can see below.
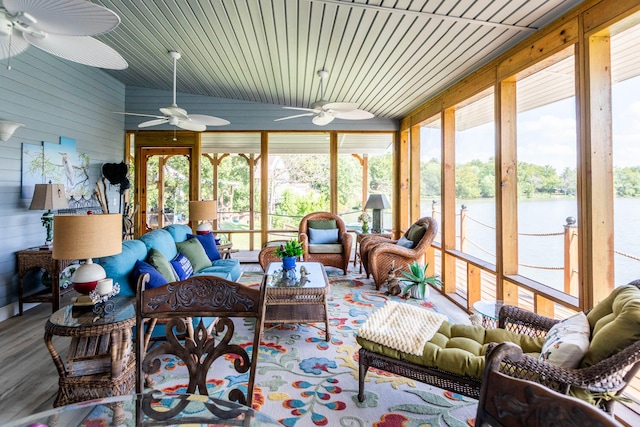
[95,0,584,120]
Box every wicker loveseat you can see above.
[357,280,640,415]
[360,216,438,289]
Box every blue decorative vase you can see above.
[282,256,297,270]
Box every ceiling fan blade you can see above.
[0,31,30,60]
[160,106,188,118]
[323,102,359,114]
[188,114,230,126]
[4,0,121,36]
[312,112,336,126]
[334,109,375,120]
[113,112,164,119]
[274,113,316,122]
[176,119,206,132]
[138,118,168,128]
[283,106,319,113]
[23,32,127,69]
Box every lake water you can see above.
[423,197,640,289]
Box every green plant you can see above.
[400,261,442,299]
[274,238,305,258]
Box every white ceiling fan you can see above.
[0,0,127,70]
[116,50,230,132]
[276,70,375,126]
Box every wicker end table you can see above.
[263,262,330,341]
[44,296,136,414]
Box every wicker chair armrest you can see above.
[369,242,418,259]
[299,233,310,252]
[498,305,559,337]
[359,235,396,257]
[488,340,640,394]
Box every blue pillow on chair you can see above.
[187,233,221,261]
[132,260,168,290]
[309,227,339,244]
[171,253,194,280]
[396,236,414,248]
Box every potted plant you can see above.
[400,261,442,300]
[274,238,305,270]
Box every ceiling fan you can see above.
[276,70,375,126]
[0,0,127,70]
[116,50,230,132]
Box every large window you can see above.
[454,89,496,265]
[515,47,578,295]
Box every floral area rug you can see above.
[148,267,478,427]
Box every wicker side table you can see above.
[44,296,136,411]
[17,247,74,315]
[263,261,330,341]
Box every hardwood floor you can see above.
[0,259,469,424]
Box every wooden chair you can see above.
[360,216,438,289]
[135,274,266,407]
[298,212,353,274]
[476,342,623,427]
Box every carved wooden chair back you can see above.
[476,342,623,427]
[135,274,266,407]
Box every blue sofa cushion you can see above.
[192,268,231,280]
[132,260,168,289]
[187,233,221,261]
[96,239,147,296]
[164,224,192,243]
[211,258,242,282]
[140,229,178,262]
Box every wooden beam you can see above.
[395,130,409,237]
[497,78,519,304]
[410,124,421,223]
[260,131,269,246]
[580,33,614,308]
[330,132,338,213]
[441,108,456,294]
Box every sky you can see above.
[421,76,640,173]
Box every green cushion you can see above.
[356,320,544,379]
[406,224,427,246]
[176,238,212,273]
[581,285,640,367]
[147,248,179,282]
[308,219,337,230]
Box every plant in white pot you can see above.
[400,261,442,300]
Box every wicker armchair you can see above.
[298,212,352,274]
[358,280,640,416]
[360,216,438,289]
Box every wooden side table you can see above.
[44,296,136,410]
[17,247,74,315]
[353,231,393,273]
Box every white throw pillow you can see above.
[539,312,590,369]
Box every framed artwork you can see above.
[21,136,91,199]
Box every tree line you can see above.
[421,158,640,198]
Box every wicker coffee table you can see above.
[263,262,330,341]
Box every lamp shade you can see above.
[52,214,122,260]
[364,194,391,210]
[52,214,122,295]
[189,200,217,221]
[29,183,68,211]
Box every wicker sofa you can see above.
[357,280,640,414]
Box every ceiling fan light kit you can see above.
[116,50,230,131]
[276,69,375,126]
[0,0,127,70]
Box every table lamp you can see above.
[29,182,69,247]
[189,200,217,234]
[52,214,122,295]
[364,194,391,233]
